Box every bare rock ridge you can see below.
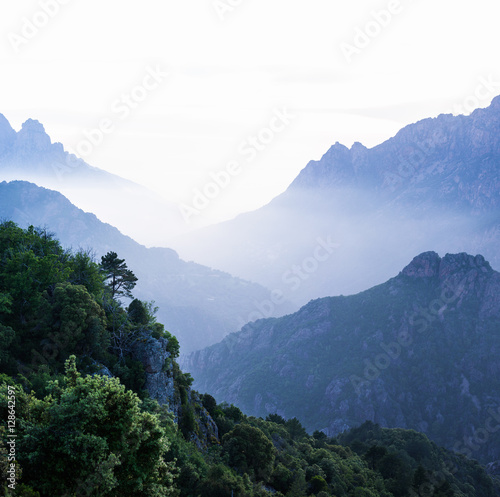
[132,336,176,408]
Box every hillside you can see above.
[173,97,500,305]
[0,180,295,352]
[183,251,500,465]
[1,222,498,497]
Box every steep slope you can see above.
[0,180,295,352]
[0,115,187,246]
[173,97,500,305]
[183,251,500,465]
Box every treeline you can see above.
[0,222,499,496]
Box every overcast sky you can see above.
[2,0,500,225]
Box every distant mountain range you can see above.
[0,180,295,353]
[183,251,500,465]
[0,114,187,246]
[172,97,500,306]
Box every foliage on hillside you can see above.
[0,223,498,496]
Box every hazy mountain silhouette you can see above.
[0,115,188,246]
[173,97,500,306]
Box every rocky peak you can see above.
[401,251,441,278]
[401,251,492,279]
[14,118,52,154]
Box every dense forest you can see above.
[1,222,499,496]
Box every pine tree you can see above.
[100,252,138,299]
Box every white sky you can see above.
[1,0,500,225]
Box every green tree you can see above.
[41,282,108,365]
[201,393,217,417]
[0,325,15,369]
[128,298,149,325]
[310,475,328,494]
[198,464,250,497]
[223,424,275,480]
[18,356,176,496]
[100,252,138,299]
[68,249,105,299]
[285,417,307,440]
[364,445,388,470]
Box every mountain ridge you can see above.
[172,96,500,304]
[183,250,500,465]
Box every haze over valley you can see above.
[2,2,500,495]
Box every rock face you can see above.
[184,251,500,465]
[131,335,218,448]
[132,336,176,410]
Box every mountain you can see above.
[172,96,500,306]
[183,251,500,465]
[0,180,295,353]
[0,115,187,246]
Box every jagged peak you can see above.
[490,94,500,108]
[20,118,46,132]
[439,252,492,276]
[401,251,441,278]
[14,117,52,153]
[401,251,492,279]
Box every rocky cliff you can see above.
[131,334,218,449]
[184,251,500,465]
